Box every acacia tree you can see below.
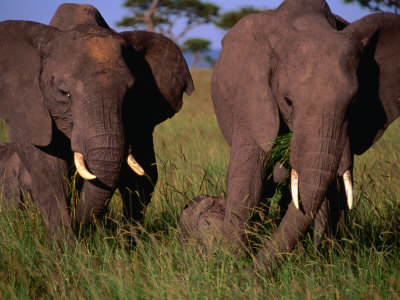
[343,0,400,14]
[183,38,210,67]
[214,6,263,30]
[116,0,219,43]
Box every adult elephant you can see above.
[211,0,400,270]
[0,4,194,236]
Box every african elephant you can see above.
[211,0,400,270]
[0,4,194,235]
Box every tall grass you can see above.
[0,69,399,298]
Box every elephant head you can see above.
[211,0,400,270]
[0,4,193,232]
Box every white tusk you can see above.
[291,169,299,209]
[127,154,144,176]
[343,169,353,209]
[74,152,96,180]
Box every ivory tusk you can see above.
[127,154,145,176]
[291,169,299,209]
[343,169,353,209]
[74,152,96,180]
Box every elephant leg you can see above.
[118,164,156,224]
[19,145,71,236]
[224,137,273,249]
[119,137,157,224]
[313,178,348,243]
[0,143,27,207]
[8,131,72,236]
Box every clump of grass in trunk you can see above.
[266,132,293,202]
[266,132,293,203]
[267,132,293,171]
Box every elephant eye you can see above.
[284,97,293,106]
[60,89,71,99]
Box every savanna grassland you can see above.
[0,69,399,299]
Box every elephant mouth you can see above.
[74,151,145,180]
[290,168,354,210]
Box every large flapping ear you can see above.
[0,21,54,146]
[213,13,279,151]
[344,13,400,154]
[49,3,110,30]
[120,31,194,112]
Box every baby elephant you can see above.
[0,143,31,206]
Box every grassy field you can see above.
[0,69,399,299]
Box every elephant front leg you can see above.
[118,140,157,224]
[118,165,156,224]
[313,178,348,244]
[17,144,72,237]
[224,138,273,250]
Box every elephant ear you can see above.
[120,31,194,112]
[0,21,53,146]
[212,13,280,151]
[49,3,110,30]
[344,13,400,154]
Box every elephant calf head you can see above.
[0,3,193,231]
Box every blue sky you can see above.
[0,0,374,48]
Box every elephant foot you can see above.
[178,195,247,255]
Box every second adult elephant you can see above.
[0,4,194,234]
[211,0,400,270]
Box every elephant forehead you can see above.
[85,36,121,65]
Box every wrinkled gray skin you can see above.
[211,0,400,270]
[0,143,32,205]
[0,4,193,236]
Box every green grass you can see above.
[0,119,10,143]
[0,69,399,298]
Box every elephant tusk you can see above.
[74,152,96,180]
[127,154,145,176]
[343,169,353,209]
[291,169,299,209]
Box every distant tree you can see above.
[183,38,210,67]
[343,0,400,14]
[214,6,263,30]
[116,0,220,43]
[202,54,216,67]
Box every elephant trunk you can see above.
[75,134,125,223]
[71,93,125,223]
[257,130,345,269]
